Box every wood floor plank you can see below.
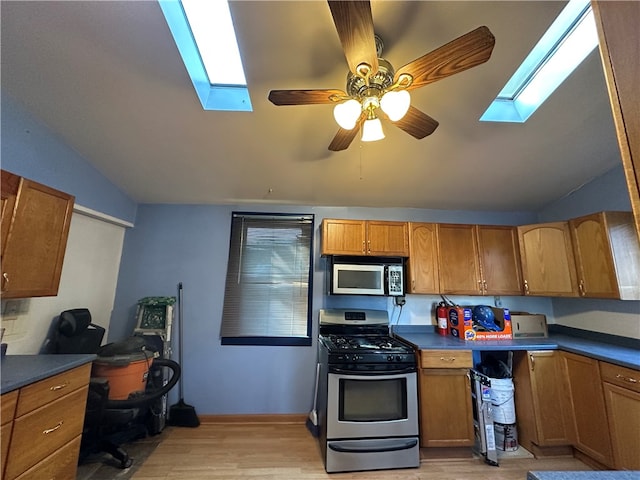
[132,424,592,480]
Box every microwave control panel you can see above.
[387,265,404,296]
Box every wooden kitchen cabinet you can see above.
[561,351,614,467]
[600,361,640,470]
[1,391,19,480]
[517,222,579,297]
[418,350,474,447]
[512,351,572,454]
[3,363,91,480]
[437,224,522,295]
[406,222,439,294]
[569,211,640,300]
[0,170,74,299]
[593,1,640,238]
[321,219,409,256]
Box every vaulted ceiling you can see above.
[1,1,622,212]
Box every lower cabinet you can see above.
[418,350,474,447]
[512,351,573,452]
[600,361,640,470]
[562,351,614,467]
[1,363,91,480]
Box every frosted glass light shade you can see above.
[380,90,411,121]
[333,99,361,130]
[361,118,385,142]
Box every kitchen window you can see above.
[220,212,314,346]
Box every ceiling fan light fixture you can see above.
[361,117,385,142]
[380,90,411,121]
[333,99,361,130]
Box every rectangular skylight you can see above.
[480,0,597,123]
[159,0,252,111]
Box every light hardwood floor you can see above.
[131,422,592,480]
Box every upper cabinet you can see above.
[593,1,640,238]
[407,223,439,294]
[437,224,522,296]
[569,211,640,300]
[1,170,74,299]
[517,222,578,297]
[321,219,409,257]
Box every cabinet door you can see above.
[419,368,474,447]
[518,222,578,297]
[562,352,613,467]
[437,224,481,295]
[407,222,439,294]
[569,213,619,298]
[477,225,523,295]
[321,219,366,255]
[513,351,572,450]
[593,1,640,237]
[1,171,20,257]
[366,221,409,257]
[1,179,74,298]
[600,361,640,470]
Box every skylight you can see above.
[480,0,598,123]
[159,0,252,112]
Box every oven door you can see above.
[331,263,385,295]
[326,370,418,439]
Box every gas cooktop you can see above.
[321,334,412,353]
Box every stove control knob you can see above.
[387,355,393,362]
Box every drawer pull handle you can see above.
[616,374,638,384]
[50,383,68,391]
[440,357,456,362]
[43,421,63,435]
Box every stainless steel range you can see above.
[317,309,420,473]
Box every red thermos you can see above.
[436,302,448,336]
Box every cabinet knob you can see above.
[616,373,638,384]
[43,421,63,435]
[367,240,371,254]
[523,280,529,295]
[362,241,365,254]
[1,272,8,292]
[529,354,535,371]
[578,280,585,296]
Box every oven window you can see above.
[339,378,407,422]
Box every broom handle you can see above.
[178,282,184,399]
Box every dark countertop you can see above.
[394,325,640,370]
[527,471,640,480]
[0,354,96,394]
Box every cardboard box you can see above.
[510,313,548,338]
[448,306,512,341]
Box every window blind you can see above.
[220,213,314,345]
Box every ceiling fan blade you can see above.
[392,106,439,139]
[268,89,346,106]
[328,0,378,75]
[328,112,366,151]
[394,26,495,90]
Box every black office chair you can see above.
[54,308,180,469]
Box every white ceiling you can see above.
[1,1,622,212]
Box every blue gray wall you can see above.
[1,92,137,224]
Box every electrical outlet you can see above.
[494,296,503,308]
[394,296,406,306]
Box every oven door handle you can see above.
[328,366,416,375]
[328,439,418,454]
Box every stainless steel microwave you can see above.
[330,258,404,296]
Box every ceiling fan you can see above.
[268,1,495,151]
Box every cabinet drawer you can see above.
[13,435,81,480]
[420,350,472,369]
[5,386,88,480]
[15,363,90,417]
[1,391,19,426]
[600,362,640,393]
